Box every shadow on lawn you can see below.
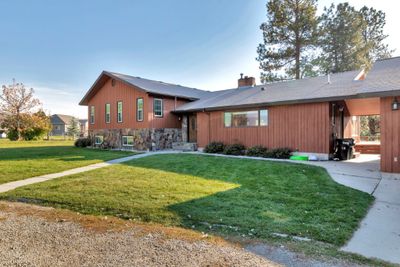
[0,146,128,162]
[120,154,373,246]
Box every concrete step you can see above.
[172,142,198,151]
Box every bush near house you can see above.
[74,137,92,148]
[203,141,225,153]
[223,143,246,155]
[246,145,269,157]
[204,141,292,159]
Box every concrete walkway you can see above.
[0,152,166,193]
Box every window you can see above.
[117,101,123,122]
[90,106,95,124]
[122,135,134,146]
[154,98,163,117]
[224,109,268,127]
[137,98,144,121]
[105,103,111,123]
[260,110,268,126]
[95,135,103,145]
[111,79,116,87]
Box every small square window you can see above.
[122,136,134,146]
[95,135,103,145]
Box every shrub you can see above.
[265,147,292,159]
[74,137,92,148]
[204,141,225,153]
[246,145,268,157]
[223,143,246,156]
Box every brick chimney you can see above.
[238,73,256,87]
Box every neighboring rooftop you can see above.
[79,71,212,105]
[50,114,76,125]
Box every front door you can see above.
[188,114,197,143]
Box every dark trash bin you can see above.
[333,138,355,160]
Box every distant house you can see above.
[79,119,88,136]
[50,114,87,137]
[50,114,76,136]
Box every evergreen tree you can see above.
[66,118,80,139]
[257,0,319,82]
[319,3,392,74]
[360,6,393,62]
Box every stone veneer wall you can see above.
[89,128,182,151]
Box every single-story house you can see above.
[79,56,400,173]
[50,114,87,137]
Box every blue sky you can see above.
[0,0,398,118]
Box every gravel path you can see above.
[0,202,279,267]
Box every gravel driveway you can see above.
[0,202,279,267]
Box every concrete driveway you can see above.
[310,155,400,264]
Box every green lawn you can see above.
[0,154,373,246]
[0,139,136,184]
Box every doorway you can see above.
[188,114,197,143]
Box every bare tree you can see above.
[0,80,41,140]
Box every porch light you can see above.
[392,97,399,110]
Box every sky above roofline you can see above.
[0,0,398,119]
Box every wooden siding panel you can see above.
[87,78,149,130]
[148,96,187,129]
[380,96,400,173]
[197,102,330,154]
[87,78,188,130]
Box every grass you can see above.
[0,154,373,247]
[0,139,137,184]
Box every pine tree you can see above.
[257,0,319,82]
[319,3,392,74]
[66,118,80,139]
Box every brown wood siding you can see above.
[381,96,400,173]
[148,96,187,129]
[87,78,188,130]
[88,78,149,130]
[197,102,330,154]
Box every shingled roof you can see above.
[79,71,212,105]
[175,57,400,112]
[51,114,76,125]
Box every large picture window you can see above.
[117,101,123,123]
[122,135,134,146]
[224,110,268,127]
[105,103,111,123]
[137,98,144,121]
[154,98,163,117]
[90,106,95,124]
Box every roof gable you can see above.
[79,71,212,105]
[51,114,75,124]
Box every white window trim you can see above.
[137,98,144,122]
[90,106,95,124]
[122,135,134,147]
[154,98,163,117]
[94,135,103,145]
[105,103,111,124]
[117,101,123,123]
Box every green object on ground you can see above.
[290,155,309,161]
